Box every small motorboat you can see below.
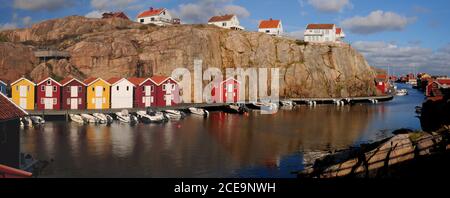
[21,117,33,127]
[130,115,139,125]
[147,110,168,123]
[224,104,247,114]
[136,111,152,124]
[81,114,97,124]
[93,113,108,124]
[396,89,408,96]
[164,110,183,120]
[280,100,295,107]
[249,102,279,113]
[30,116,45,125]
[189,107,209,117]
[106,114,114,124]
[69,114,85,124]
[115,110,131,123]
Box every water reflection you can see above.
[20,85,422,178]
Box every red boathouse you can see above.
[129,77,157,108]
[60,77,87,110]
[212,78,241,103]
[36,77,62,110]
[150,76,180,107]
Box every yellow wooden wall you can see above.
[11,79,35,110]
[86,80,111,110]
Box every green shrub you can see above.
[0,34,9,42]
[295,39,308,46]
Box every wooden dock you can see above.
[290,95,394,104]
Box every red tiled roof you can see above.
[106,77,122,85]
[259,19,280,29]
[336,28,342,34]
[437,79,450,85]
[36,77,62,86]
[306,24,335,29]
[0,164,32,178]
[150,76,170,85]
[83,77,99,85]
[102,12,129,20]
[137,8,165,18]
[0,93,27,121]
[128,77,147,86]
[208,14,235,22]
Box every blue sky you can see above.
[1,0,450,75]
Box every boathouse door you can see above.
[144,96,152,107]
[95,98,102,109]
[44,98,53,109]
[19,98,27,109]
[165,95,172,106]
[71,98,78,109]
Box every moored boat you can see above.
[136,111,152,124]
[164,110,183,120]
[30,116,45,125]
[69,114,85,124]
[189,107,209,117]
[93,113,108,124]
[81,114,97,123]
[115,110,131,123]
[396,89,408,96]
[224,104,247,114]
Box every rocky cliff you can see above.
[0,16,379,98]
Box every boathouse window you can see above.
[67,98,70,105]
[126,86,129,91]
[162,84,166,91]
[53,98,57,105]
[140,19,144,23]
[92,87,95,92]
[47,80,51,85]
[27,86,30,91]
[53,86,57,92]
[41,85,45,91]
[151,85,154,92]
[78,86,82,92]
[222,22,227,27]
[103,88,105,91]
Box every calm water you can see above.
[20,84,424,178]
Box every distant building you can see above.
[258,19,283,36]
[0,80,6,95]
[102,12,130,20]
[208,14,244,30]
[375,74,389,94]
[0,92,28,169]
[426,78,450,97]
[107,78,135,109]
[36,77,62,110]
[304,24,345,43]
[212,78,241,103]
[137,7,180,26]
[84,78,111,110]
[60,77,86,110]
[10,78,35,110]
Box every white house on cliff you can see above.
[304,24,345,43]
[137,7,180,26]
[208,14,244,30]
[258,19,283,36]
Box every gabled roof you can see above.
[306,24,335,30]
[11,77,35,86]
[336,28,342,34]
[137,8,165,18]
[60,77,86,86]
[150,76,179,86]
[128,77,149,86]
[83,77,111,86]
[102,12,129,20]
[36,77,62,86]
[221,77,241,85]
[208,14,235,22]
[107,77,135,87]
[0,80,6,86]
[259,19,281,29]
[0,92,28,121]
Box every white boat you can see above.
[224,104,247,114]
[30,116,45,125]
[93,113,108,124]
[164,110,183,120]
[189,107,209,117]
[106,115,114,124]
[21,117,33,127]
[115,110,131,123]
[81,114,97,123]
[69,114,85,124]
[130,115,139,124]
[280,100,295,107]
[396,89,408,96]
[136,111,152,123]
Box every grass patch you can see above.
[0,34,9,42]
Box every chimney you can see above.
[270,18,273,21]
[150,7,154,11]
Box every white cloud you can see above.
[90,0,136,10]
[172,0,250,24]
[341,10,416,34]
[0,23,18,31]
[307,0,352,13]
[353,41,450,75]
[85,10,104,18]
[13,0,73,11]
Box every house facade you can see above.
[375,74,388,94]
[129,77,157,108]
[137,7,180,26]
[84,78,111,110]
[212,78,241,103]
[304,24,345,43]
[60,77,86,110]
[208,14,244,30]
[151,76,180,107]
[36,77,61,110]
[108,78,135,109]
[0,92,27,169]
[10,78,35,110]
[0,80,6,95]
[426,78,450,97]
[258,19,283,36]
